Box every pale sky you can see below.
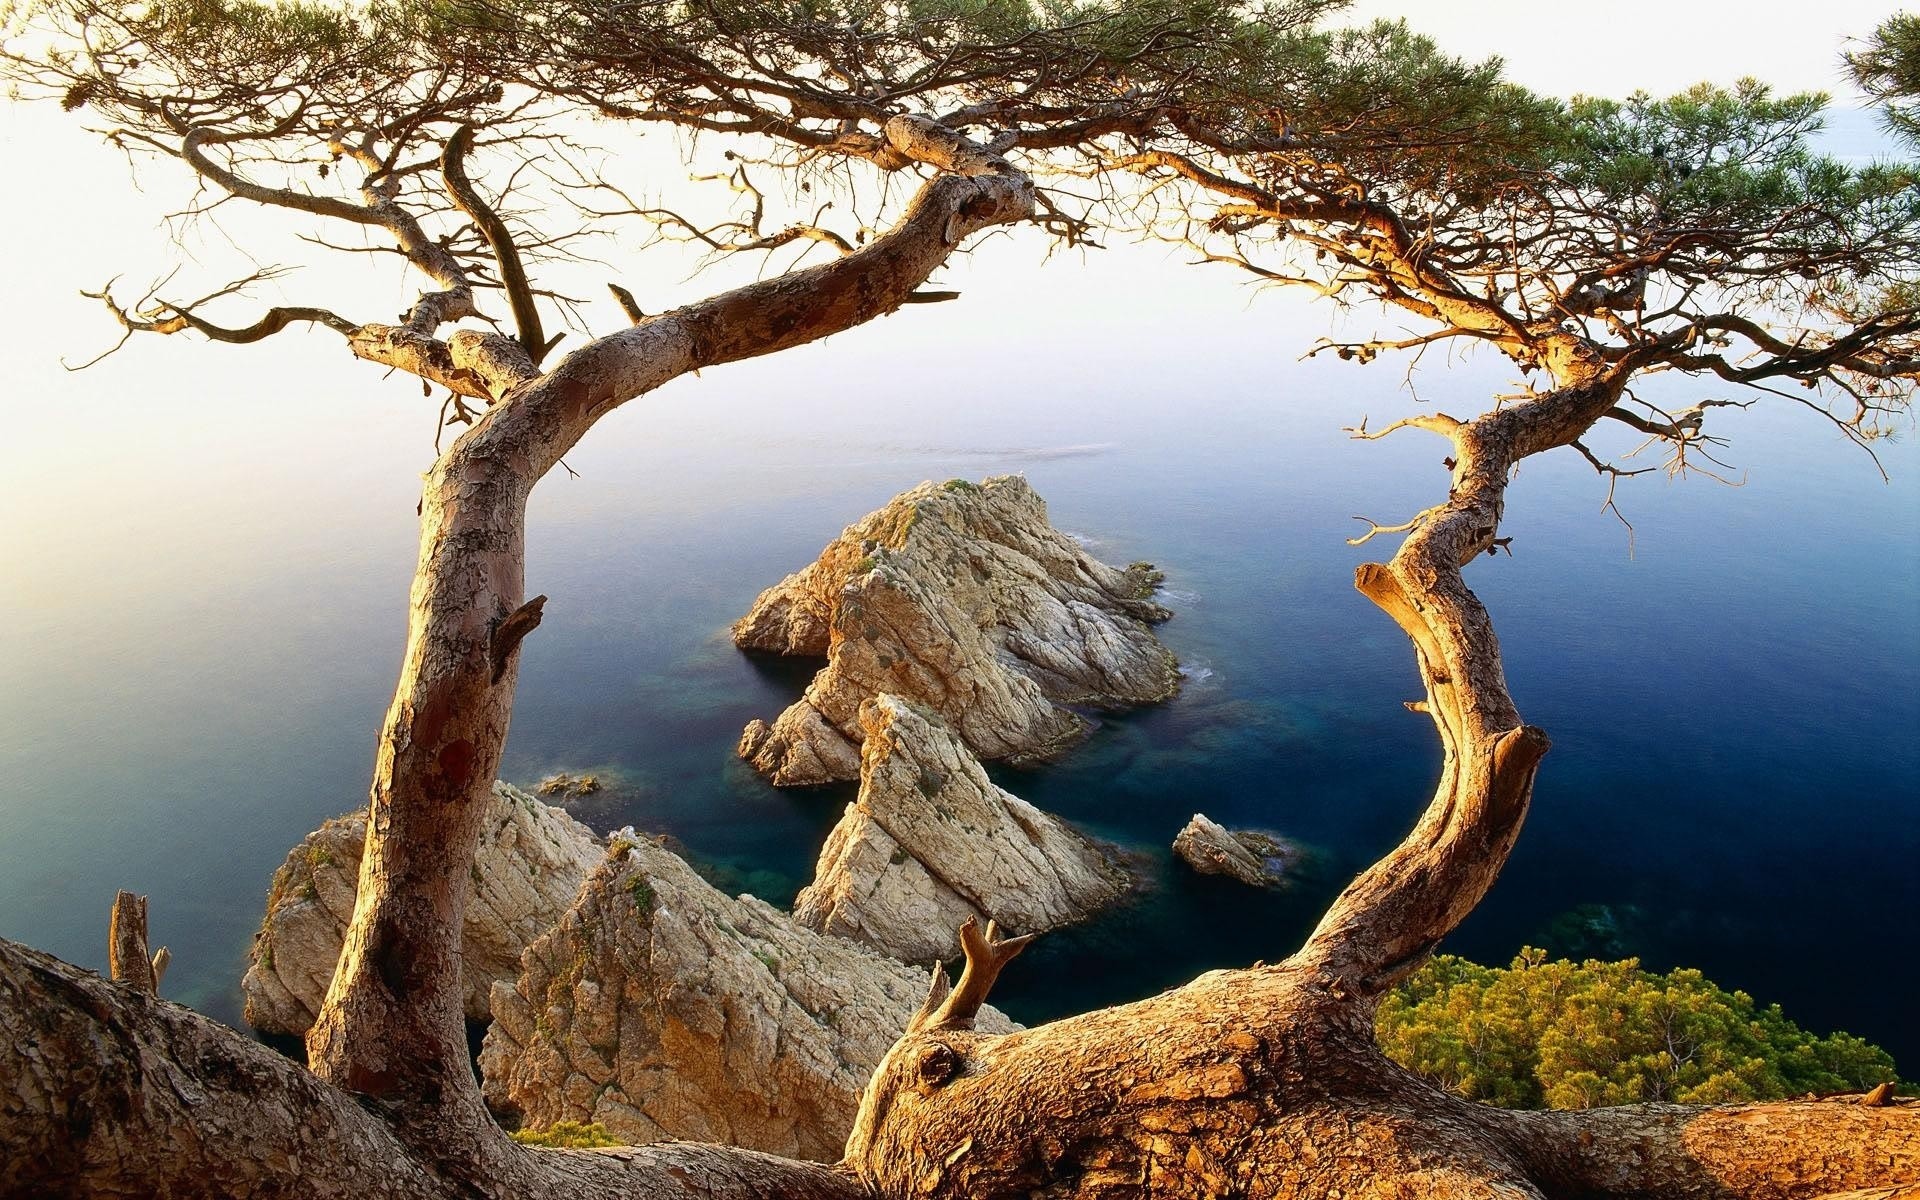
[1345,1,1901,98]
[0,0,1906,492]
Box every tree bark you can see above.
[107,889,157,995]
[841,955,1917,1198]
[300,116,1034,1182]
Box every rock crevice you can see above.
[242,781,603,1035]
[793,695,1130,963]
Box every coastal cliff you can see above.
[242,782,602,1035]
[479,831,1016,1160]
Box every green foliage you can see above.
[626,876,655,911]
[1567,82,1840,225]
[1235,19,1568,195]
[510,1120,621,1148]
[1850,13,1920,149]
[940,478,981,493]
[1378,950,1902,1109]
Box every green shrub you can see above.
[510,1120,621,1148]
[1377,949,1902,1108]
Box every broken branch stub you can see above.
[108,890,158,995]
[910,917,1034,1034]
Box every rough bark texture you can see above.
[844,959,1920,1200]
[734,475,1178,785]
[794,694,1130,961]
[243,781,602,1035]
[0,935,870,1199]
[107,889,158,994]
[478,833,1015,1161]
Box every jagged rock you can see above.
[242,781,602,1036]
[479,831,1015,1162]
[734,475,1178,786]
[794,695,1130,963]
[1172,813,1297,889]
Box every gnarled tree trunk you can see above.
[836,378,1920,1198]
[0,116,1032,1200]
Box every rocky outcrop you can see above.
[733,475,1178,786]
[1172,813,1297,889]
[479,831,1015,1162]
[242,781,602,1035]
[794,695,1129,962]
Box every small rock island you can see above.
[1172,813,1299,889]
[734,475,1179,786]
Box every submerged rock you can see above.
[1172,813,1297,889]
[733,475,1178,786]
[479,830,1015,1161]
[794,695,1130,962]
[536,772,603,799]
[241,782,602,1036]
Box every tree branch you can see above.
[443,124,550,364]
[910,918,1035,1034]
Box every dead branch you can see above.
[1347,505,1444,546]
[108,890,158,995]
[910,918,1035,1034]
[1344,413,1465,442]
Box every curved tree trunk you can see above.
[837,379,1920,1198]
[299,118,1034,1186]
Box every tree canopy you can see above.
[1126,45,1920,471]
[1851,11,1920,149]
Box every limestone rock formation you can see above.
[242,781,602,1035]
[1172,813,1297,889]
[479,831,1014,1162]
[734,475,1178,786]
[794,695,1130,962]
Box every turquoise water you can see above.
[1,225,1914,1071]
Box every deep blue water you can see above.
[2,241,1915,1074]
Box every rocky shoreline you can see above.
[242,476,1287,1159]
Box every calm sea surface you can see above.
[1,108,1914,1071]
